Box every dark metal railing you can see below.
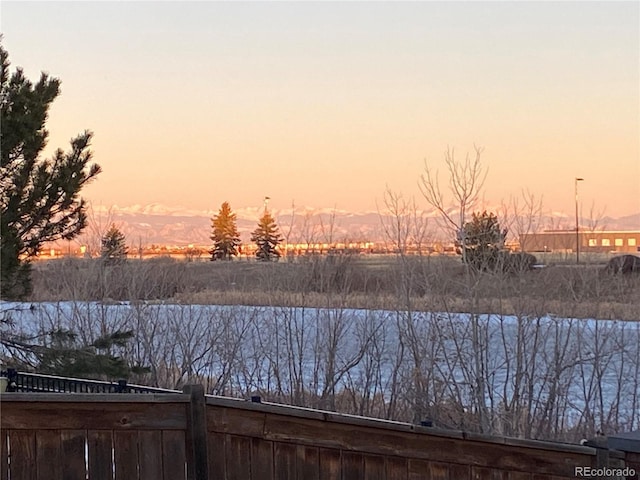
[0,369,178,394]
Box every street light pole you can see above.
[575,177,584,264]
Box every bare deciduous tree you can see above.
[499,190,544,253]
[378,188,413,256]
[319,206,339,251]
[419,146,487,260]
[76,203,116,257]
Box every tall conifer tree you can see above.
[0,41,101,299]
[210,202,241,260]
[251,210,283,261]
[100,224,128,264]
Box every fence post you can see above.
[595,445,610,473]
[183,384,209,480]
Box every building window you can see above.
[588,239,597,247]
[615,238,623,246]
[602,239,611,247]
[630,238,637,247]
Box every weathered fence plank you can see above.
[3,401,187,430]
[318,447,341,480]
[138,430,163,480]
[364,454,386,480]
[508,472,532,480]
[408,458,430,480]
[251,438,274,480]
[471,466,505,480]
[296,445,319,480]
[207,406,265,437]
[207,432,226,480]
[448,463,470,479]
[343,451,365,479]
[88,430,113,480]
[1,430,8,480]
[9,430,36,480]
[35,430,61,480]
[385,456,408,480]
[429,461,449,480]
[114,431,138,480]
[274,442,297,480]
[60,430,86,480]
[226,434,251,480]
[161,430,187,480]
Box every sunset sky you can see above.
[2,1,639,218]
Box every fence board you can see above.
[1,430,8,480]
[274,442,296,480]
[343,451,365,479]
[114,431,138,480]
[364,454,386,480]
[36,430,62,480]
[60,430,86,480]
[138,430,163,480]
[296,445,319,480]
[408,459,430,480]
[318,448,341,480]
[429,462,449,480]
[9,430,36,480]
[88,430,113,480]
[226,435,251,480]
[3,402,186,430]
[251,438,273,480]
[472,467,507,480]
[386,456,408,480]
[207,432,226,480]
[162,430,187,480]
[449,463,470,479]
[508,472,531,480]
[207,406,265,437]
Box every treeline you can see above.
[96,200,284,264]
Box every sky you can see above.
[2,1,639,218]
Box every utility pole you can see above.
[575,177,584,264]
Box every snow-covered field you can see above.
[3,301,639,438]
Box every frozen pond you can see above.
[2,301,639,438]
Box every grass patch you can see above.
[29,254,640,320]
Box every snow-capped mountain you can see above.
[74,204,639,247]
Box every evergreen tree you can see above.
[1,321,148,380]
[460,211,507,271]
[210,202,241,260]
[0,41,101,299]
[101,224,128,263]
[251,210,283,261]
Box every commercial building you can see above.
[520,230,640,254]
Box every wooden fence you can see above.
[1,385,636,480]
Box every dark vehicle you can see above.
[605,254,640,274]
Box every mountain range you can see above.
[71,204,640,248]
